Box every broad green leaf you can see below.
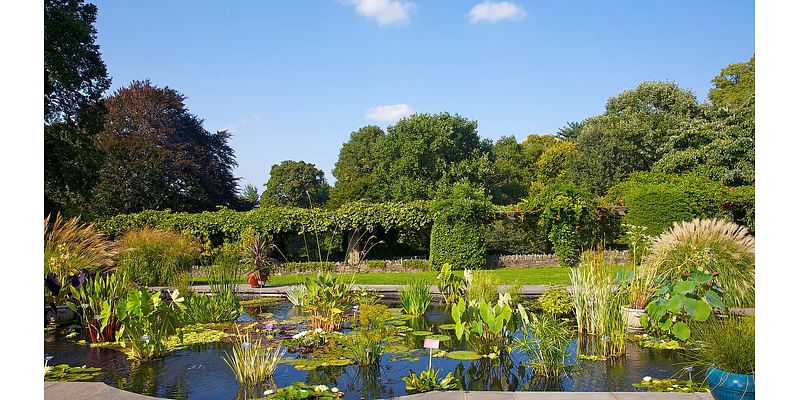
[704,291,725,309]
[685,298,711,322]
[658,318,673,332]
[673,280,696,295]
[672,321,690,341]
[666,294,686,314]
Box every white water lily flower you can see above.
[331,388,339,393]
[314,384,328,392]
[264,389,274,395]
[643,376,652,382]
[292,331,309,340]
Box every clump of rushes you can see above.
[399,279,431,316]
[223,330,285,387]
[515,307,573,380]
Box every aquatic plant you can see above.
[44,213,117,305]
[116,287,186,360]
[570,250,626,358]
[537,286,574,317]
[451,297,518,356]
[515,307,573,379]
[402,368,458,393]
[182,290,242,324]
[643,218,755,307]
[116,228,200,286]
[67,271,130,343]
[436,263,466,307]
[633,377,709,393]
[223,330,285,387]
[285,284,308,307]
[689,316,755,375]
[304,273,354,332]
[399,279,431,316]
[44,364,103,382]
[263,382,343,399]
[464,269,499,304]
[641,270,726,341]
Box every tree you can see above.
[555,121,584,141]
[708,55,755,110]
[239,183,260,210]
[570,81,700,194]
[486,135,534,205]
[329,125,385,207]
[535,140,578,184]
[261,160,330,208]
[373,112,492,201]
[45,0,112,216]
[91,80,240,215]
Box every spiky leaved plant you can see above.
[642,218,755,307]
[223,329,285,387]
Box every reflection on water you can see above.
[45,300,689,399]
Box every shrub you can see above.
[606,172,755,236]
[429,182,491,269]
[117,228,200,286]
[538,286,574,317]
[278,261,334,274]
[400,258,432,271]
[642,218,755,307]
[484,218,549,255]
[366,260,386,271]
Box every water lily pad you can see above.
[411,330,434,336]
[387,319,408,326]
[390,349,426,362]
[385,343,411,353]
[438,324,456,330]
[424,334,451,341]
[446,350,481,360]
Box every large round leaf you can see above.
[672,321,691,341]
[446,350,481,360]
[685,298,711,321]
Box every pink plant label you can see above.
[423,339,440,349]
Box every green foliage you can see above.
[484,218,549,255]
[487,135,534,205]
[528,181,614,266]
[436,264,466,307]
[366,260,386,270]
[537,286,574,317]
[45,0,111,215]
[67,272,130,343]
[570,251,626,358]
[402,368,458,393]
[399,280,431,316]
[606,172,754,235]
[641,271,726,341]
[708,55,755,111]
[45,364,103,382]
[92,81,239,216]
[689,316,755,375]
[643,218,755,307]
[116,228,200,286]
[345,304,390,365]
[450,297,518,356]
[285,285,308,307]
[240,183,261,209]
[303,273,354,332]
[261,160,330,208]
[222,331,285,387]
[264,383,344,399]
[535,140,577,184]
[329,125,386,207]
[116,287,186,360]
[400,259,432,271]
[515,308,573,379]
[182,290,242,324]
[279,262,334,274]
[633,378,708,393]
[430,182,492,269]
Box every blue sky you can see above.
[91,0,754,191]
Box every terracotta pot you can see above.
[621,306,646,333]
[247,272,262,288]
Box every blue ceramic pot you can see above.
[706,367,755,400]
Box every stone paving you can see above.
[44,383,714,400]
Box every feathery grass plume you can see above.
[399,279,431,316]
[223,329,285,387]
[116,228,200,286]
[643,218,755,307]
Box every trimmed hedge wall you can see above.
[606,172,755,236]
[429,183,491,269]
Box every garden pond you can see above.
[44,299,693,400]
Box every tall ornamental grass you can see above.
[116,228,200,286]
[223,331,285,387]
[642,218,755,307]
[690,316,755,375]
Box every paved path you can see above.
[44,383,713,400]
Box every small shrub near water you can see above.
[537,286,574,317]
[116,228,200,286]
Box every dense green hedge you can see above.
[429,183,491,269]
[606,172,755,235]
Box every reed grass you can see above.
[222,331,285,387]
[399,279,431,316]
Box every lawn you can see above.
[209,267,574,286]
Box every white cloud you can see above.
[343,0,415,26]
[467,1,526,23]
[365,104,412,122]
